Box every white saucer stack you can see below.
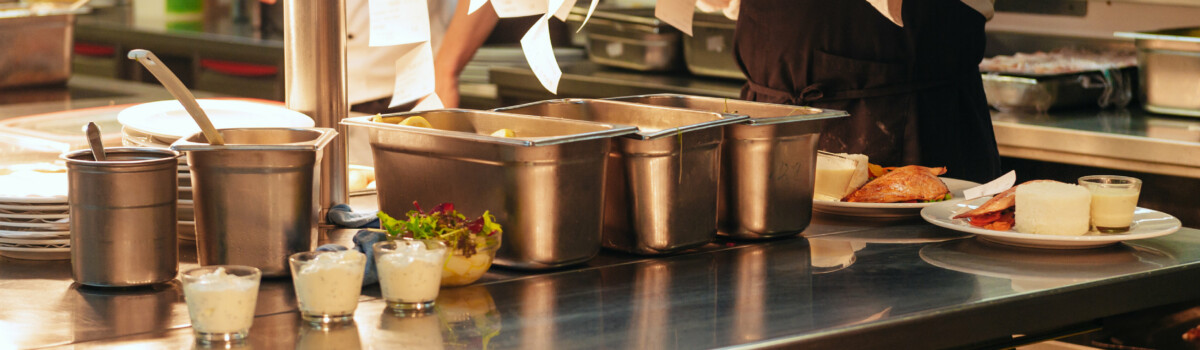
[0,165,70,260]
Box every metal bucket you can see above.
[495,99,747,255]
[342,110,637,269]
[64,147,181,287]
[606,94,848,239]
[171,128,337,277]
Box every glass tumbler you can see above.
[181,265,262,344]
[373,239,448,316]
[289,250,367,324]
[1078,175,1142,233]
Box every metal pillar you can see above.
[283,0,348,217]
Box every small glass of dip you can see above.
[181,265,262,344]
[289,250,367,325]
[1078,175,1142,233]
[374,239,447,316]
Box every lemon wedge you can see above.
[490,128,515,138]
[399,116,433,128]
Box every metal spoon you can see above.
[84,122,105,161]
[126,49,225,145]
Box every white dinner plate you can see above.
[118,99,315,140]
[0,220,69,230]
[0,245,70,260]
[0,237,69,245]
[0,228,69,239]
[0,202,69,211]
[921,197,1183,249]
[0,212,69,220]
[0,207,68,215]
[812,178,979,218]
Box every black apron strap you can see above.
[745,76,961,105]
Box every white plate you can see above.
[812,178,979,218]
[0,245,70,260]
[0,202,69,211]
[0,207,68,215]
[0,220,69,230]
[921,197,1183,249]
[118,99,315,139]
[0,228,69,239]
[0,237,69,245]
[0,212,69,220]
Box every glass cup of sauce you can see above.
[289,250,367,325]
[1078,175,1142,233]
[373,239,447,316]
[180,265,262,344]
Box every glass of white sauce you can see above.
[181,265,262,344]
[374,239,447,316]
[289,250,367,324]
[1078,175,1142,233]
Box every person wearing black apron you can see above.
[734,0,1002,183]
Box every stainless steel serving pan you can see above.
[1116,28,1200,117]
[684,13,744,79]
[980,68,1136,113]
[0,3,87,89]
[568,8,683,71]
[342,110,638,269]
[494,99,747,255]
[606,94,848,239]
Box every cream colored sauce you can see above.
[183,268,259,334]
[377,249,444,303]
[293,250,366,316]
[1090,187,1140,229]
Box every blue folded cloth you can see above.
[326,204,380,229]
[316,229,388,286]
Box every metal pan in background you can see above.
[606,94,848,239]
[567,8,683,71]
[343,110,638,269]
[495,99,748,255]
[1117,27,1200,117]
[684,12,745,80]
[980,67,1136,113]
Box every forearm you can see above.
[435,1,500,82]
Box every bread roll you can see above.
[1014,182,1091,236]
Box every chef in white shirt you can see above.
[346,0,457,113]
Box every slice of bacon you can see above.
[953,180,1061,220]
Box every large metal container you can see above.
[980,68,1136,113]
[569,8,683,71]
[1117,28,1200,117]
[0,4,82,89]
[342,110,638,269]
[171,128,337,277]
[684,13,744,80]
[495,99,747,255]
[606,94,847,239]
[64,147,180,287]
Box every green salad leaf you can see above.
[377,201,502,257]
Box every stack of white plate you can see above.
[117,99,315,242]
[0,165,70,260]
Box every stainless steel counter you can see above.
[3,195,1200,349]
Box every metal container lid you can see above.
[169,128,338,152]
[605,94,849,126]
[61,147,181,168]
[342,109,639,147]
[566,7,672,34]
[495,99,748,140]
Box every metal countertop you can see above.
[3,194,1200,349]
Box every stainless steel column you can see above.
[283,0,348,217]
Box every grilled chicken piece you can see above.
[843,165,949,203]
[952,179,1060,219]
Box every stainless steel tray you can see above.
[606,94,848,239]
[342,110,638,269]
[0,4,88,89]
[980,67,1136,113]
[568,8,682,71]
[495,99,747,255]
[684,13,743,79]
[1117,27,1200,117]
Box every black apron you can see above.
[734,0,1002,183]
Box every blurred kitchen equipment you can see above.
[606,94,848,239]
[495,99,747,255]
[1116,28,1200,117]
[63,147,180,287]
[568,8,682,71]
[84,122,106,161]
[127,49,226,145]
[171,128,337,277]
[0,1,89,89]
[342,110,638,269]
[684,13,744,80]
[979,49,1137,113]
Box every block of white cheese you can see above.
[1014,182,1092,236]
[813,152,869,201]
